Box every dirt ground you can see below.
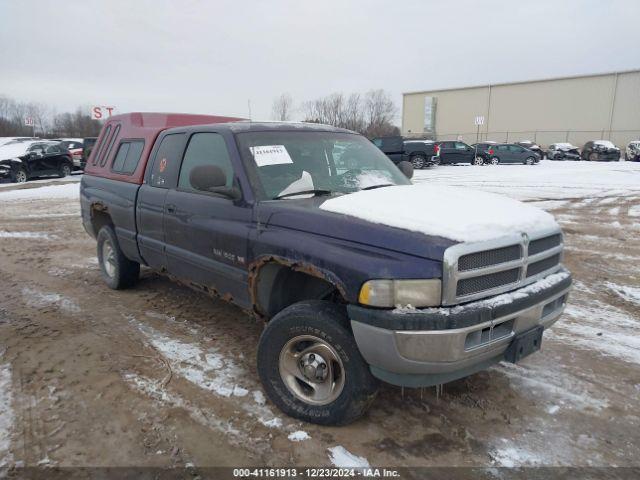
[0,172,639,474]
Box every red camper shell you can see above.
[84,112,244,184]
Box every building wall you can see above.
[402,70,640,148]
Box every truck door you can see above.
[163,131,252,309]
[136,133,187,270]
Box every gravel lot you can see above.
[0,161,639,473]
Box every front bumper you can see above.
[349,268,572,387]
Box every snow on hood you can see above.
[319,185,558,242]
[594,140,617,149]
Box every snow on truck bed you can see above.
[320,184,557,242]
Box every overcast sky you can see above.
[1,0,638,123]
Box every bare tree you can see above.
[271,93,294,121]
[363,89,398,138]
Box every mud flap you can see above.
[505,325,544,363]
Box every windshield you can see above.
[236,131,411,200]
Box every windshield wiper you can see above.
[361,183,395,191]
[273,189,333,200]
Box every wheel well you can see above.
[252,262,345,320]
[90,205,113,237]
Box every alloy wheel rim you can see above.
[102,240,116,278]
[411,157,424,169]
[278,335,345,406]
[16,171,26,183]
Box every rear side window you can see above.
[178,133,233,191]
[150,134,185,188]
[497,145,509,152]
[111,140,144,174]
[92,125,112,165]
[100,124,121,167]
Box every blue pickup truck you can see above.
[81,113,572,425]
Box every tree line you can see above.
[272,89,400,138]
[0,94,102,138]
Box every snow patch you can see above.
[0,231,57,240]
[0,363,14,468]
[605,282,640,306]
[0,183,79,201]
[491,445,542,467]
[260,417,283,428]
[320,185,558,242]
[288,431,310,442]
[22,287,80,314]
[327,446,370,469]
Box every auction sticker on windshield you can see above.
[250,145,293,166]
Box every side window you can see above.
[45,145,60,154]
[509,145,523,152]
[454,142,467,150]
[372,138,382,148]
[498,145,509,152]
[178,133,234,192]
[93,125,112,165]
[150,134,185,188]
[100,124,121,167]
[112,141,144,174]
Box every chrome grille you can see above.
[442,228,564,305]
[458,244,522,271]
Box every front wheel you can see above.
[13,168,27,183]
[490,157,500,165]
[525,156,535,165]
[257,300,379,425]
[97,226,140,289]
[410,155,425,169]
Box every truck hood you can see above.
[318,185,558,243]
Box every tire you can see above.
[410,155,425,169]
[257,300,379,426]
[525,156,535,165]
[59,162,72,178]
[588,152,598,161]
[490,157,500,165]
[473,156,484,166]
[96,226,140,289]
[13,168,27,183]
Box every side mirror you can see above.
[189,165,241,200]
[397,160,414,179]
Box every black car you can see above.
[470,142,497,165]
[371,136,437,169]
[83,137,98,167]
[516,141,544,159]
[581,141,620,161]
[0,141,73,183]
[546,143,581,161]
[625,141,640,161]
[435,141,477,164]
[481,143,540,165]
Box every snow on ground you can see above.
[412,160,640,201]
[0,182,79,201]
[21,287,81,314]
[288,431,310,442]
[0,231,58,240]
[320,184,557,242]
[0,174,81,189]
[605,282,640,306]
[0,362,14,468]
[327,446,370,469]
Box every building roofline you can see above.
[402,68,640,96]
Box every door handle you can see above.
[166,204,176,214]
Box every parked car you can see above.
[625,140,640,161]
[516,141,544,159]
[371,136,437,169]
[434,140,476,164]
[83,137,98,168]
[53,138,85,170]
[581,140,620,161]
[81,112,572,425]
[0,140,73,183]
[483,143,540,165]
[546,143,581,161]
[470,142,498,165]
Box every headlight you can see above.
[358,279,442,308]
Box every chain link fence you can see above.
[404,130,640,149]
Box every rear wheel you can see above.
[13,168,27,183]
[490,157,500,165]
[410,155,425,169]
[59,163,71,178]
[257,300,378,425]
[525,156,535,165]
[473,156,484,166]
[588,152,598,161]
[97,226,140,289]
